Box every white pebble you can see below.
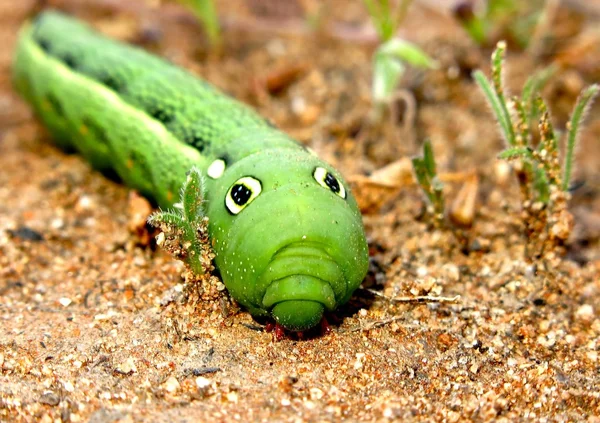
[162,376,180,393]
[196,376,211,389]
[59,297,72,307]
[575,304,594,324]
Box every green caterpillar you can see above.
[12,11,369,331]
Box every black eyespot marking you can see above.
[46,92,64,117]
[324,172,340,194]
[128,150,154,183]
[148,106,174,125]
[99,74,122,93]
[61,53,77,70]
[37,38,51,53]
[81,116,108,145]
[231,184,252,206]
[313,167,346,199]
[225,176,262,215]
[186,133,209,153]
[100,167,122,184]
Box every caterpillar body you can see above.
[12,11,369,331]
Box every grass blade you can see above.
[562,84,599,190]
[473,70,513,147]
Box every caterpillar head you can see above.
[206,148,369,331]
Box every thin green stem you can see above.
[512,96,529,147]
[181,0,221,48]
[521,64,556,121]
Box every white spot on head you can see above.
[207,159,226,179]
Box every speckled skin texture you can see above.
[12,11,369,329]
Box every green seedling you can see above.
[148,167,213,276]
[454,0,544,48]
[474,40,598,250]
[372,38,438,105]
[177,0,221,48]
[475,43,558,202]
[412,139,445,225]
[363,0,437,111]
[562,85,599,190]
[474,41,598,201]
[363,0,411,42]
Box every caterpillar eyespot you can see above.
[225,176,262,215]
[13,11,369,333]
[313,167,346,199]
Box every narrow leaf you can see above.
[473,70,513,147]
[422,139,436,177]
[491,41,516,146]
[148,210,185,228]
[521,64,556,120]
[379,38,438,70]
[563,84,599,191]
[182,0,221,47]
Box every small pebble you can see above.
[50,218,65,229]
[8,226,44,242]
[76,195,93,211]
[353,353,365,370]
[309,388,324,400]
[63,381,74,393]
[162,376,180,393]
[59,297,72,307]
[196,376,211,390]
[116,357,137,375]
[226,391,238,403]
[575,304,594,324]
[38,391,60,406]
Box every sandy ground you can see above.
[1,0,599,421]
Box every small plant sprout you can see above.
[363,0,438,115]
[453,0,546,49]
[372,39,438,105]
[363,0,412,42]
[412,139,445,226]
[148,167,214,276]
[178,0,221,48]
[474,40,599,252]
